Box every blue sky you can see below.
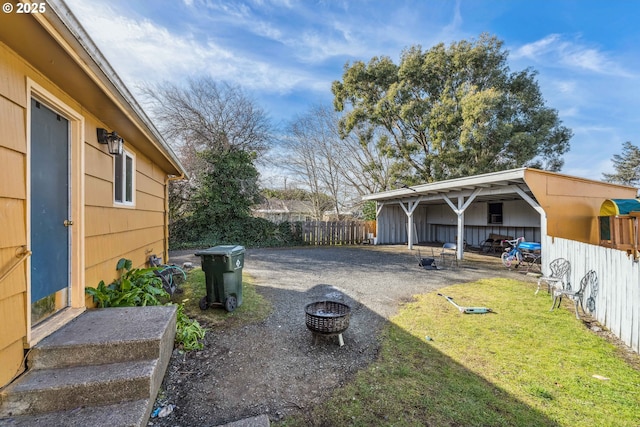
[65,0,640,182]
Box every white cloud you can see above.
[65,0,320,96]
[513,34,634,77]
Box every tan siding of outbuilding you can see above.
[524,169,637,244]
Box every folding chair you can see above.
[414,248,438,270]
[439,243,458,268]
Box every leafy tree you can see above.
[189,149,262,232]
[361,200,377,221]
[140,76,284,247]
[332,34,572,183]
[602,141,640,187]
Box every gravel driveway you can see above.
[154,245,526,426]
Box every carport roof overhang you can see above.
[362,167,536,205]
[363,168,546,256]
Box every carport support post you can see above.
[375,202,384,245]
[399,198,422,250]
[514,186,548,270]
[442,188,481,260]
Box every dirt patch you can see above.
[149,246,537,426]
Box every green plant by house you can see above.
[175,303,206,351]
[86,258,206,351]
[85,258,168,307]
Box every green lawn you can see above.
[172,268,272,328]
[283,278,640,427]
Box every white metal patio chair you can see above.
[551,270,597,319]
[536,258,571,295]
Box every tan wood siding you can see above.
[0,247,27,300]
[524,170,637,244]
[84,174,113,208]
[0,96,26,153]
[85,142,113,182]
[85,226,165,263]
[0,43,29,387]
[137,155,166,183]
[136,190,165,212]
[85,207,164,238]
[0,339,25,389]
[137,172,165,198]
[0,42,28,108]
[0,199,26,248]
[84,140,167,279]
[0,293,26,352]
[0,147,26,200]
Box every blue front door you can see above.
[30,99,70,323]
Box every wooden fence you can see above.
[543,235,640,353]
[296,220,376,246]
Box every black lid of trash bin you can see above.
[195,245,245,257]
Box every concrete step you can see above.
[0,359,158,416]
[28,306,177,370]
[0,399,151,427]
[0,306,177,426]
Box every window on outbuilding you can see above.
[114,149,135,205]
[488,202,503,224]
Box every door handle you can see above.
[64,219,74,227]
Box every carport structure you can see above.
[363,168,636,262]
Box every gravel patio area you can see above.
[155,245,534,426]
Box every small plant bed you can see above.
[86,258,207,351]
[172,268,272,329]
[283,278,640,426]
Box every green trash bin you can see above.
[194,245,245,312]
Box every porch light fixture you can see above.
[97,128,124,155]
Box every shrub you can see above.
[169,216,305,249]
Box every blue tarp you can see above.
[519,241,541,252]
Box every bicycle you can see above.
[501,237,525,268]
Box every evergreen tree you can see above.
[602,141,640,187]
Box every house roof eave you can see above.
[10,0,188,178]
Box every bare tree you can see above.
[141,77,271,156]
[277,104,395,219]
[332,123,397,194]
[279,106,341,219]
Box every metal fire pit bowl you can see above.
[305,300,351,347]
